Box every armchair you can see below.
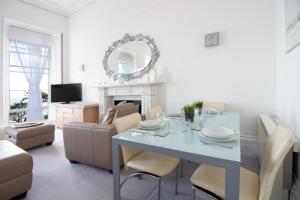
[63,103,139,172]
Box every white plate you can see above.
[138,124,161,130]
[199,133,239,142]
[202,127,238,140]
[139,120,160,128]
[205,108,220,115]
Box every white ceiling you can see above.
[19,0,96,16]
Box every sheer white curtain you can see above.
[11,40,51,121]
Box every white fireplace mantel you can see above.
[98,82,162,115]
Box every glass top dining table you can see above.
[112,112,241,200]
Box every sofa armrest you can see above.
[64,122,115,133]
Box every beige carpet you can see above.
[24,129,199,200]
[22,129,258,200]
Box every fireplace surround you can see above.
[98,82,161,115]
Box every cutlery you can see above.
[131,129,155,135]
[199,139,233,149]
[131,129,169,137]
[191,127,202,131]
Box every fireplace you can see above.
[114,100,142,114]
[98,82,160,115]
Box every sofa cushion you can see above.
[5,124,55,140]
[0,140,33,183]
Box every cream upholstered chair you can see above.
[190,125,294,200]
[148,106,162,120]
[203,102,226,112]
[114,113,180,199]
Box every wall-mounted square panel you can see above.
[205,32,219,47]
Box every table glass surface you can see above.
[113,112,241,163]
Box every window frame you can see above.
[2,18,62,125]
[8,40,52,123]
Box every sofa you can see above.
[63,103,139,172]
[0,140,33,200]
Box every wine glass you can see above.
[157,112,166,126]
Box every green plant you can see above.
[9,91,49,123]
[183,104,194,114]
[192,100,203,109]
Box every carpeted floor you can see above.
[23,129,259,200]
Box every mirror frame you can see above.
[103,33,160,81]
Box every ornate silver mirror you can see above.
[103,33,160,81]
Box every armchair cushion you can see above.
[101,107,117,125]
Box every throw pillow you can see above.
[102,107,117,125]
[117,101,127,106]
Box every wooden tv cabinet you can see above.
[54,102,99,128]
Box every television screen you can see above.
[51,83,82,103]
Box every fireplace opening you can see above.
[114,100,142,114]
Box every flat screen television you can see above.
[51,83,82,103]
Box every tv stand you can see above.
[54,102,99,128]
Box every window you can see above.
[2,22,62,125]
[8,40,51,123]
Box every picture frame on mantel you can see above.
[285,0,300,53]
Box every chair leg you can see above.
[192,188,196,200]
[137,174,143,180]
[180,160,184,178]
[158,177,161,200]
[175,165,179,195]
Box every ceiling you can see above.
[19,0,96,16]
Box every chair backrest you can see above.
[115,103,139,118]
[203,102,226,112]
[259,125,294,200]
[113,113,143,168]
[148,106,162,120]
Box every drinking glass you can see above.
[193,108,201,129]
[186,119,192,129]
[180,118,187,132]
[169,118,178,133]
[157,112,166,126]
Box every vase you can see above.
[185,112,194,122]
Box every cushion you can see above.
[0,140,33,183]
[190,164,259,200]
[5,124,55,140]
[102,107,117,125]
[117,101,127,106]
[115,103,139,118]
[127,151,180,177]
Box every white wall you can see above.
[276,0,300,139]
[67,0,276,134]
[0,0,67,126]
[276,0,300,199]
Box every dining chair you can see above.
[148,106,162,120]
[203,102,226,112]
[190,125,294,200]
[113,113,180,200]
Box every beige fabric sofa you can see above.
[63,103,139,172]
[0,140,33,200]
